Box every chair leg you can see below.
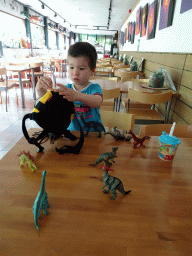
[0,91,2,104]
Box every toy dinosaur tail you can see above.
[89,158,102,166]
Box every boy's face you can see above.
[67,55,95,88]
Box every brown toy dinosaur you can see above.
[129,130,150,148]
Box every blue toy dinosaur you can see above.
[79,114,105,138]
[89,147,118,167]
[99,165,131,200]
[33,171,49,230]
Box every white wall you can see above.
[120,0,192,53]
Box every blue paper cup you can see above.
[158,132,181,161]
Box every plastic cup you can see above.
[158,132,181,161]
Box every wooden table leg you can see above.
[18,71,25,108]
[31,68,36,100]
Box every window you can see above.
[48,30,57,50]
[31,23,44,49]
[59,33,65,50]
[0,12,26,48]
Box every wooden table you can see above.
[1,130,192,255]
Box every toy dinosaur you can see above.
[33,171,49,231]
[89,147,118,167]
[18,151,38,171]
[99,165,131,200]
[79,114,105,138]
[129,130,150,148]
[105,127,132,141]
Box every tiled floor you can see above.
[0,87,39,159]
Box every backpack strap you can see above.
[22,113,46,152]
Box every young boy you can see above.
[36,42,103,131]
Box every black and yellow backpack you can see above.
[22,90,84,154]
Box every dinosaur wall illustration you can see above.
[90,147,118,167]
[129,130,150,148]
[18,151,38,171]
[33,171,49,231]
[99,165,131,200]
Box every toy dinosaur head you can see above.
[143,136,150,140]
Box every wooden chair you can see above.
[90,76,118,82]
[120,71,139,82]
[100,110,135,132]
[96,63,112,68]
[139,124,192,138]
[29,62,44,79]
[126,89,173,124]
[113,64,130,70]
[101,88,121,111]
[7,62,31,88]
[0,68,17,111]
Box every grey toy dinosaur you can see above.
[33,171,49,230]
[105,127,132,141]
[89,147,118,167]
[100,165,131,200]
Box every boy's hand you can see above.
[37,77,53,90]
[54,85,79,102]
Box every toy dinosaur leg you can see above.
[110,189,117,200]
[103,184,111,194]
[85,128,90,137]
[20,158,24,167]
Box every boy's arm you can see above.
[54,85,103,108]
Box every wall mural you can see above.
[147,0,158,40]
[159,0,176,30]
[180,0,192,14]
[135,7,142,35]
[140,3,148,37]
[128,22,132,42]
[130,22,136,44]
[120,31,124,46]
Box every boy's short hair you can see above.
[68,42,97,70]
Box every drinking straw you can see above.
[169,122,176,136]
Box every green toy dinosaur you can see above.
[33,171,49,231]
[89,147,118,167]
[99,165,131,200]
[18,151,38,171]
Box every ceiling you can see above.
[17,0,138,36]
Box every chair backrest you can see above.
[96,63,112,68]
[113,65,130,70]
[120,71,139,82]
[137,58,145,72]
[0,67,6,75]
[102,88,120,101]
[100,110,135,132]
[8,62,26,66]
[128,89,172,105]
[139,124,192,138]
[90,76,118,82]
